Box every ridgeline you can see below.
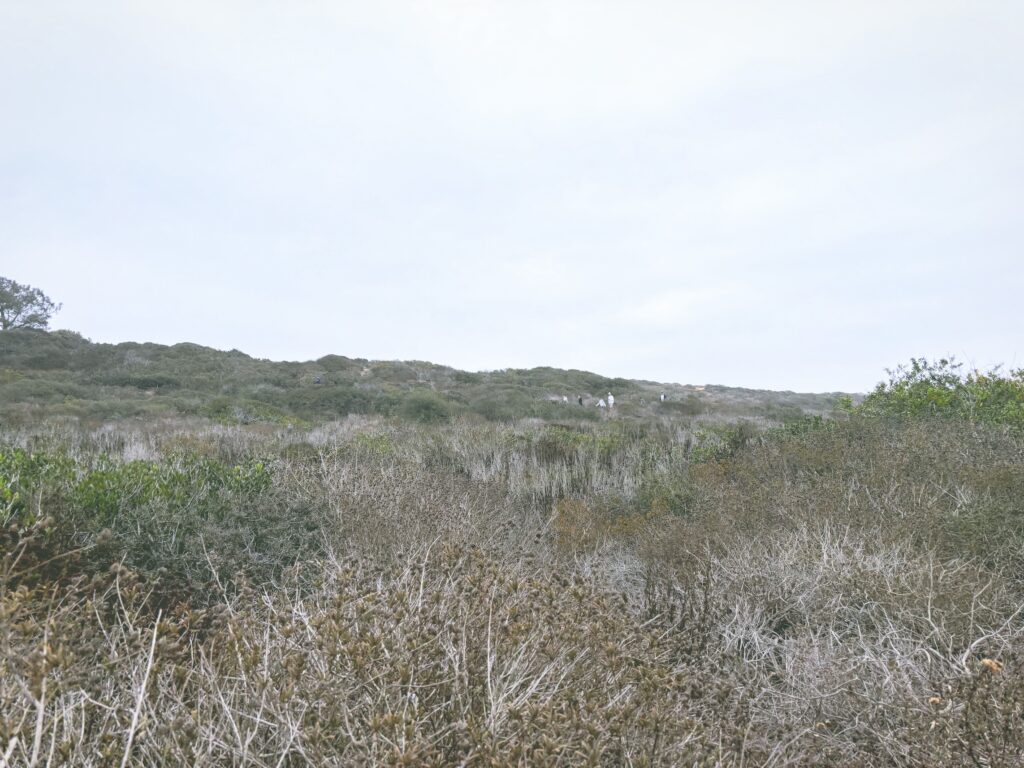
[0,328,848,426]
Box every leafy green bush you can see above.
[315,353,363,372]
[398,390,452,423]
[688,420,760,463]
[0,446,291,589]
[861,357,1024,427]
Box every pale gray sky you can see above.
[2,1,1021,391]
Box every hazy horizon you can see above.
[3,2,1021,391]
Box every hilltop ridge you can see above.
[0,328,851,426]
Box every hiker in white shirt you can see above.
[607,392,615,408]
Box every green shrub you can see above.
[658,395,705,415]
[315,353,361,372]
[398,390,452,423]
[861,357,1024,427]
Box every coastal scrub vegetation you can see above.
[0,329,842,427]
[1,341,1022,765]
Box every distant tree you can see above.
[0,277,61,330]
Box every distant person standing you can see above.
[607,392,615,408]
[562,395,568,404]
[660,392,666,402]
[578,395,584,406]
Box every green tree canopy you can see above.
[0,277,61,330]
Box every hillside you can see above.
[2,353,1023,765]
[0,328,850,426]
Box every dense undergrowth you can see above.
[1,360,1022,765]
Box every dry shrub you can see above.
[553,497,666,555]
[3,413,1024,765]
[910,650,1024,767]
[2,546,758,767]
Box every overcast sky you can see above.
[2,1,1021,391]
